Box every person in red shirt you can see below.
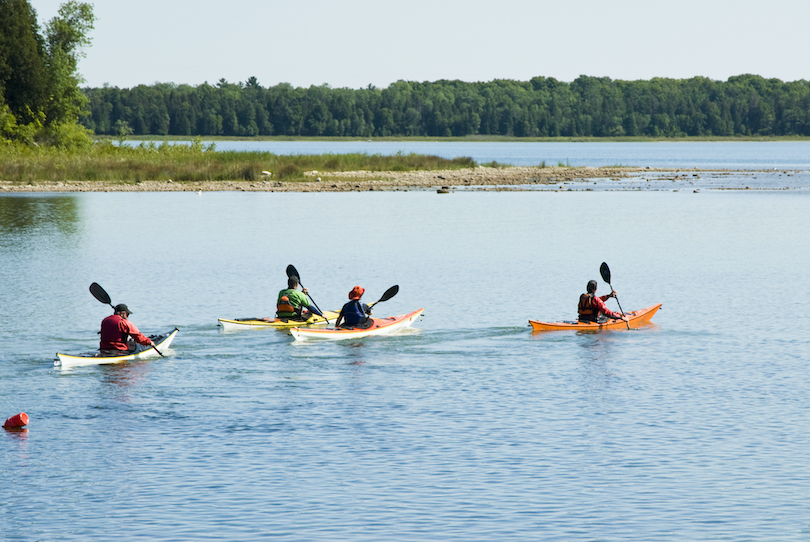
[99,304,155,356]
[578,280,629,323]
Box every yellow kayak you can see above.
[218,311,340,330]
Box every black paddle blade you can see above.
[89,282,112,305]
[600,262,611,284]
[286,264,300,281]
[377,285,399,304]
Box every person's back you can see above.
[578,292,600,322]
[276,276,311,319]
[577,279,624,322]
[100,313,130,350]
[336,286,372,328]
[99,304,153,354]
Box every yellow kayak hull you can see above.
[218,310,340,330]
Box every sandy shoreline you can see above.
[0,166,741,192]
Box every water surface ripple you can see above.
[1,160,809,540]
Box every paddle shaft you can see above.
[286,265,327,322]
[599,263,630,330]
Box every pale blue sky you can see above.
[31,0,810,89]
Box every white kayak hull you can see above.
[55,328,179,368]
[290,309,423,341]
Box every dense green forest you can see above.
[0,0,95,148]
[82,75,810,139]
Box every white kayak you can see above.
[55,328,179,368]
[290,309,423,341]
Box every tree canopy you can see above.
[81,75,810,139]
[0,0,95,148]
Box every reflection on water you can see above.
[0,195,80,236]
[1,185,809,541]
[100,362,153,402]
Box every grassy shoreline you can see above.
[2,139,803,192]
[0,165,764,193]
[0,141,478,185]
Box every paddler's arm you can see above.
[335,310,344,327]
[125,321,155,346]
[594,296,624,320]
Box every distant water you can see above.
[126,139,810,170]
[2,173,810,539]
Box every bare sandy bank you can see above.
[0,166,723,193]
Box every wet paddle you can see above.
[599,262,630,329]
[286,264,327,322]
[89,282,163,356]
[369,285,399,307]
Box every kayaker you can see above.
[578,280,629,323]
[335,286,373,329]
[99,304,155,356]
[272,275,323,321]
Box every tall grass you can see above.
[0,140,478,184]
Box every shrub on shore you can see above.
[0,138,478,184]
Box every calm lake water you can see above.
[2,144,810,540]
[129,139,810,170]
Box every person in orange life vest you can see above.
[269,275,323,321]
[335,286,373,328]
[578,280,629,323]
[99,304,155,355]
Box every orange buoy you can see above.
[3,412,29,429]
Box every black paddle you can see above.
[286,264,327,322]
[89,282,164,356]
[369,285,399,307]
[599,263,630,329]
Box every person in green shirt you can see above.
[272,276,323,321]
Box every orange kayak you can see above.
[529,303,661,331]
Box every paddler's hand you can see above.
[302,287,309,295]
[610,290,618,298]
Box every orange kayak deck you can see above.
[529,303,662,331]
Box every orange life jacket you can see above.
[277,295,297,316]
[578,293,599,322]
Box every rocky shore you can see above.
[0,166,699,192]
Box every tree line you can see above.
[82,75,810,139]
[1,0,95,148]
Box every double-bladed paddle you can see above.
[369,285,399,307]
[89,282,164,357]
[599,262,630,329]
[286,264,327,322]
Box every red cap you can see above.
[349,286,364,300]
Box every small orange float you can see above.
[3,412,29,429]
